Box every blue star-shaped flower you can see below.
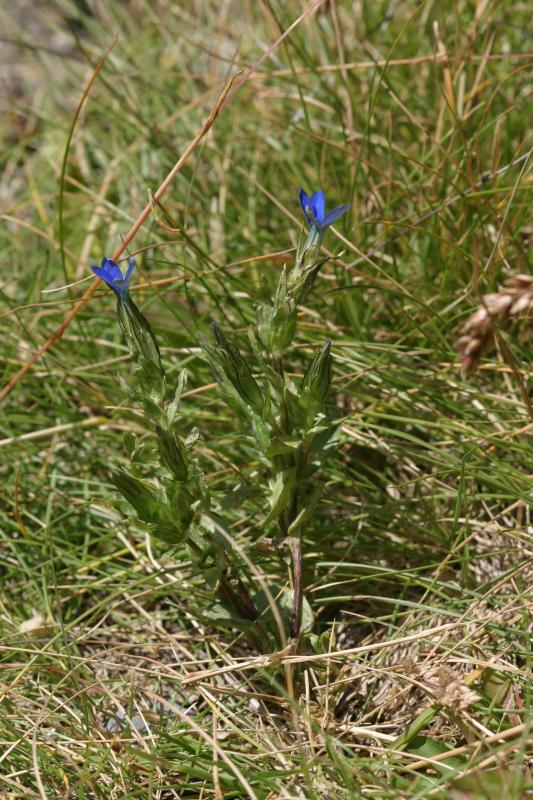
[92,256,135,296]
[298,188,351,230]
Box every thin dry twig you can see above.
[403,721,529,771]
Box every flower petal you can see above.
[101,257,123,281]
[310,190,325,224]
[322,203,351,228]
[92,265,115,288]
[298,188,313,224]
[124,256,135,283]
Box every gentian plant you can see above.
[94,188,350,649]
[92,256,135,296]
[298,188,351,254]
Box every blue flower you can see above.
[298,188,351,230]
[92,256,135,296]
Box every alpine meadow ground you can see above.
[0,1,531,798]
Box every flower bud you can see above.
[117,294,164,379]
[302,340,332,406]
[257,300,297,358]
[257,266,297,357]
[111,470,160,522]
[156,425,189,482]
[210,324,264,413]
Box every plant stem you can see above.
[287,536,303,637]
[273,356,289,435]
[272,355,303,639]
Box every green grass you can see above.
[1,0,531,797]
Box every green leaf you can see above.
[452,769,524,799]
[130,442,159,465]
[150,521,188,545]
[111,470,161,523]
[122,432,136,458]
[201,602,258,633]
[166,484,195,530]
[202,566,223,588]
[264,467,297,523]
[251,416,272,452]
[301,340,332,406]
[253,586,314,639]
[306,418,341,460]
[166,369,188,425]
[287,482,324,534]
[309,628,335,655]
[265,437,301,458]
[278,588,314,634]
[406,736,465,775]
[184,427,200,449]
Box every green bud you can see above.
[210,324,264,413]
[111,469,160,523]
[117,294,164,380]
[257,267,297,357]
[257,300,297,357]
[156,425,189,482]
[302,340,332,406]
